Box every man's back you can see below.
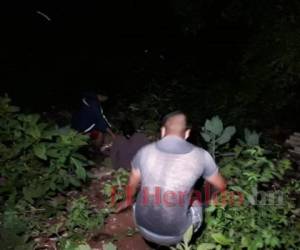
[72,95,110,133]
[132,135,218,236]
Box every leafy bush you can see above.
[238,128,261,146]
[0,96,91,204]
[195,145,300,249]
[102,168,130,205]
[0,208,34,250]
[171,225,194,250]
[200,116,236,158]
[169,143,299,250]
[0,96,94,249]
[66,196,106,232]
[60,239,92,250]
[55,196,110,250]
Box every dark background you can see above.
[0,1,299,130]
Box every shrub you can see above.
[0,96,93,249]
[200,116,236,158]
[195,116,300,249]
[0,96,91,204]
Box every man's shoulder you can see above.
[192,144,206,153]
[131,142,156,168]
[189,144,210,158]
[137,138,209,155]
[181,140,203,152]
[137,141,156,153]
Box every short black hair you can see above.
[161,110,186,126]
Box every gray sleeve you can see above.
[131,148,143,170]
[202,150,219,178]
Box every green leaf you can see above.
[205,205,217,213]
[201,132,211,142]
[27,125,41,139]
[69,177,81,187]
[197,243,216,250]
[28,114,40,124]
[76,165,86,181]
[3,209,27,234]
[216,126,236,145]
[47,148,61,158]
[241,236,250,247]
[33,143,47,160]
[183,225,194,245]
[23,184,48,202]
[205,116,223,136]
[176,244,185,250]
[71,157,87,180]
[41,128,59,139]
[211,233,232,246]
[244,128,261,146]
[103,242,117,250]
[63,240,92,250]
[76,244,92,250]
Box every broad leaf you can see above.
[76,165,87,181]
[27,125,41,139]
[33,143,47,160]
[63,240,92,250]
[71,157,87,180]
[103,242,117,250]
[216,126,236,145]
[201,132,211,142]
[205,116,223,136]
[211,233,232,246]
[197,243,216,250]
[183,225,194,244]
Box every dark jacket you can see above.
[72,94,111,133]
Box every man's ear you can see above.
[184,129,191,140]
[161,127,166,138]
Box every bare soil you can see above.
[86,166,152,250]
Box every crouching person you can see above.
[116,111,226,246]
[72,92,115,149]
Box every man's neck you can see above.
[162,134,185,140]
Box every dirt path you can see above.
[89,209,151,250]
[85,166,152,250]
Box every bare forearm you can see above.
[206,173,227,192]
[126,179,139,203]
[115,169,140,213]
[126,169,141,203]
